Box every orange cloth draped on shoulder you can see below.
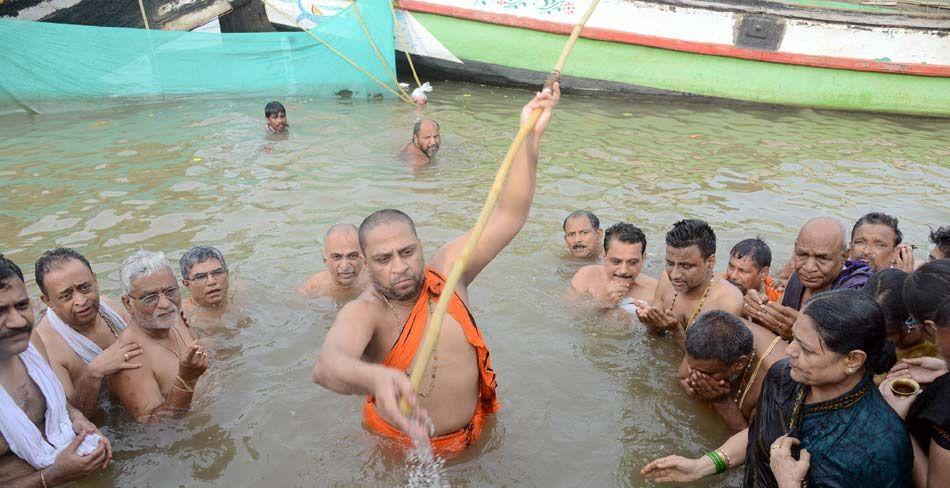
[362,267,500,456]
[763,275,782,302]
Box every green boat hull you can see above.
[412,12,950,117]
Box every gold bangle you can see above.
[716,449,731,469]
[41,468,48,488]
[175,375,195,393]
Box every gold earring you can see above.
[845,368,855,375]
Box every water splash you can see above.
[405,409,447,488]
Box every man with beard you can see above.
[681,311,786,431]
[34,248,142,418]
[109,251,209,423]
[179,246,231,325]
[636,219,744,349]
[724,238,782,302]
[563,210,604,261]
[849,212,914,272]
[399,118,440,165]
[0,255,113,487]
[567,223,657,312]
[311,86,559,455]
[299,224,370,303]
[745,216,871,340]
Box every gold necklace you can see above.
[381,293,438,398]
[141,325,184,359]
[99,310,120,337]
[733,350,757,406]
[679,276,715,331]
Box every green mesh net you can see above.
[0,1,396,114]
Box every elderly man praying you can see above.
[109,251,209,423]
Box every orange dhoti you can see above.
[363,267,500,456]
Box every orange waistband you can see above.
[362,400,494,457]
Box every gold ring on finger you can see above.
[124,353,129,361]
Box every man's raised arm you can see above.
[433,84,561,286]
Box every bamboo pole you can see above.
[400,0,602,415]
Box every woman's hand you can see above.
[770,435,809,488]
[641,455,715,483]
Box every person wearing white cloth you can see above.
[33,248,143,418]
[109,251,209,423]
[0,255,112,487]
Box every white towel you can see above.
[47,301,127,364]
[0,344,82,468]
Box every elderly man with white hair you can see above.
[109,250,209,423]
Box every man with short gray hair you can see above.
[299,224,369,304]
[179,246,230,323]
[109,250,209,423]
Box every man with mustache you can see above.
[636,219,744,350]
[745,216,871,340]
[563,210,604,261]
[0,255,113,487]
[299,224,370,304]
[567,222,657,312]
[33,248,142,418]
[849,212,914,272]
[179,246,231,325]
[399,118,440,166]
[724,238,782,301]
[312,86,559,455]
[109,251,209,423]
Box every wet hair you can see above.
[0,254,25,288]
[179,246,227,280]
[802,289,895,375]
[603,223,646,254]
[730,238,772,270]
[930,225,950,257]
[34,247,93,296]
[935,297,950,329]
[685,311,754,365]
[852,212,903,246]
[562,210,600,232]
[264,101,286,118]
[119,250,175,295]
[412,118,439,137]
[864,268,909,334]
[903,259,950,323]
[358,209,417,251]
[666,219,716,259]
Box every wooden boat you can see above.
[379,0,950,117]
[0,0,233,30]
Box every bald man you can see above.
[744,216,872,339]
[399,118,440,165]
[299,224,370,304]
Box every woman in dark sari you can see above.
[642,289,913,487]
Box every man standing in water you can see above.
[567,222,657,311]
[0,255,112,487]
[264,101,288,135]
[34,248,141,418]
[399,118,440,165]
[312,86,559,454]
[299,224,369,303]
[724,238,782,301]
[745,216,870,339]
[110,251,209,423]
[636,219,744,349]
[849,212,913,272]
[563,210,604,261]
[179,246,231,324]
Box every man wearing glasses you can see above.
[109,251,209,423]
[179,246,230,325]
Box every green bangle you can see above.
[705,450,727,474]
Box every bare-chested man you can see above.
[680,311,786,431]
[636,219,744,349]
[0,255,112,487]
[33,248,142,418]
[109,251,209,423]
[298,224,370,304]
[563,210,604,260]
[312,86,559,455]
[179,245,231,325]
[567,222,657,313]
[745,216,871,340]
[399,118,440,166]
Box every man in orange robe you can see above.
[311,86,559,456]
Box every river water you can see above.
[1,83,948,487]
